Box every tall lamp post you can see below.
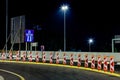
[88,38,93,52]
[61,5,68,51]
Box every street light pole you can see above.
[88,38,93,52]
[64,10,66,51]
[6,0,8,54]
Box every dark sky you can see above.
[0,0,120,52]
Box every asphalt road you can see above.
[0,62,120,80]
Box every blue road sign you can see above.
[25,30,34,42]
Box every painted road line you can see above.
[0,69,25,80]
[0,60,120,78]
[0,75,4,80]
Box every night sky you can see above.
[0,0,120,52]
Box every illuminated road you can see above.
[0,62,120,80]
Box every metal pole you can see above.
[112,39,114,53]
[6,0,8,55]
[64,11,66,51]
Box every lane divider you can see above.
[0,68,25,80]
[0,60,120,78]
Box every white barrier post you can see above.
[85,54,88,68]
[29,51,32,62]
[50,52,53,64]
[22,52,26,61]
[9,51,12,61]
[97,55,101,70]
[42,52,46,63]
[103,56,108,72]
[63,53,66,65]
[91,55,95,69]
[56,53,59,64]
[36,52,39,62]
[16,51,19,61]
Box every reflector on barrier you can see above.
[85,54,88,68]
[56,53,59,64]
[97,55,101,70]
[78,54,81,67]
[63,53,66,65]
[110,56,114,73]
[70,54,74,66]
[42,52,46,63]
[91,55,95,69]
[103,56,108,72]
[50,52,53,64]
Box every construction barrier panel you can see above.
[77,54,81,67]
[97,55,101,70]
[63,53,66,65]
[70,54,74,66]
[103,56,108,72]
[110,56,114,73]
[56,53,59,64]
[91,55,95,69]
[85,54,88,68]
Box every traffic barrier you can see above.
[16,51,19,61]
[56,53,59,64]
[22,52,26,61]
[103,56,108,72]
[110,56,114,73]
[77,54,81,67]
[63,53,66,65]
[29,51,32,62]
[50,52,53,64]
[9,51,12,61]
[97,55,101,70]
[42,52,46,63]
[36,52,39,62]
[85,54,88,68]
[1,51,5,60]
[70,54,74,66]
[91,55,95,69]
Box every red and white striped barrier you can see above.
[9,51,12,61]
[50,53,53,64]
[103,56,108,72]
[70,54,74,66]
[91,55,95,69]
[22,52,26,61]
[36,52,39,62]
[77,54,81,67]
[97,55,101,70]
[29,52,32,62]
[42,52,46,63]
[16,51,19,61]
[2,51,5,60]
[110,56,114,73]
[56,53,59,64]
[63,53,66,65]
[85,54,88,68]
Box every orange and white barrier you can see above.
[97,55,101,70]
[110,56,114,73]
[42,52,46,63]
[63,53,66,65]
[103,56,108,72]
[50,53,53,64]
[29,52,32,62]
[9,51,12,61]
[77,54,81,67]
[70,54,74,66]
[22,52,26,61]
[56,53,59,64]
[91,55,95,69]
[16,51,20,61]
[2,51,5,60]
[36,52,39,62]
[85,54,88,68]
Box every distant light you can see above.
[61,5,68,11]
[89,39,93,44]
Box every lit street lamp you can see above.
[88,38,93,52]
[61,4,69,51]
